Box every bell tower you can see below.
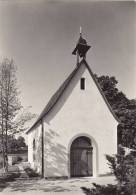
[72,27,91,65]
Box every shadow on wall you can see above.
[34,132,42,175]
[45,64,86,124]
[45,129,68,178]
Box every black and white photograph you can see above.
[0,0,136,194]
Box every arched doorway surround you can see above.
[68,133,98,178]
[70,136,93,177]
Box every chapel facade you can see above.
[26,32,118,178]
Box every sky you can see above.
[0,0,135,116]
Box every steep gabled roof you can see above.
[26,59,119,134]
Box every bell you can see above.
[72,31,91,58]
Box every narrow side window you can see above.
[33,139,36,150]
[81,78,85,90]
[33,139,36,161]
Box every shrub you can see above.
[0,161,3,169]
[0,172,20,182]
[81,146,136,195]
[82,184,117,195]
[82,183,132,195]
[17,156,23,162]
[106,146,136,191]
[24,167,39,177]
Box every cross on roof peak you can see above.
[80,26,82,36]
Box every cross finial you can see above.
[80,26,82,37]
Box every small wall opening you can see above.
[80,78,85,90]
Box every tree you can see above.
[82,146,136,195]
[106,146,136,195]
[13,107,37,133]
[0,58,21,172]
[0,58,36,172]
[82,75,136,195]
[0,135,27,154]
[95,74,136,149]
[16,136,26,148]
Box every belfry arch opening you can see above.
[70,136,93,177]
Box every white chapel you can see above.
[26,31,118,178]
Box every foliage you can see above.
[82,147,136,195]
[0,135,27,153]
[106,146,136,195]
[24,167,39,177]
[0,161,3,169]
[16,156,23,162]
[106,146,136,185]
[82,184,117,195]
[0,58,35,172]
[82,75,136,195]
[16,136,26,148]
[0,171,20,182]
[13,107,37,133]
[96,74,136,149]
[0,59,21,171]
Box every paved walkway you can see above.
[0,163,117,194]
[1,175,117,195]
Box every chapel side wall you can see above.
[27,122,43,175]
[43,62,118,178]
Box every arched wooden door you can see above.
[70,136,93,177]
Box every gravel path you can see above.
[1,175,117,195]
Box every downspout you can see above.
[41,119,44,178]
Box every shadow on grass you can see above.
[0,180,9,192]
[81,184,118,195]
[0,172,21,192]
[8,179,72,192]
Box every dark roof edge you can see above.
[83,59,120,123]
[26,59,119,134]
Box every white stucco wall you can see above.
[27,122,42,174]
[43,61,118,178]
